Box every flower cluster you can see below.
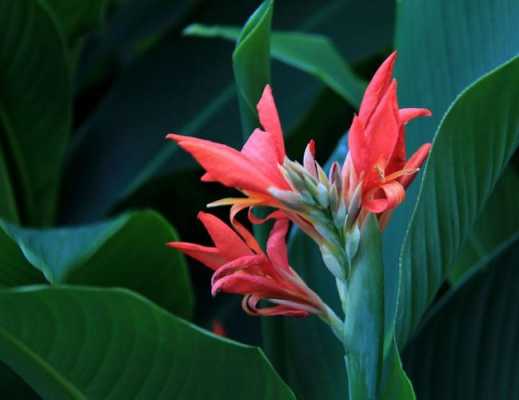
[167,52,431,319]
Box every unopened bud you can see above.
[268,188,305,210]
[346,183,362,227]
[328,161,342,194]
[316,182,329,208]
[303,140,317,178]
[320,244,346,281]
[316,163,330,187]
[344,224,360,265]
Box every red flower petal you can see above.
[358,51,397,124]
[198,212,253,259]
[167,242,224,270]
[399,108,432,125]
[166,133,274,194]
[257,85,285,162]
[363,181,405,213]
[399,143,432,188]
[348,115,368,177]
[266,219,290,271]
[241,128,289,189]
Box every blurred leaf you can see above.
[0,211,193,318]
[383,0,519,336]
[0,286,295,399]
[344,215,384,400]
[450,168,519,282]
[397,55,519,346]
[0,0,71,225]
[404,235,519,399]
[44,0,108,41]
[62,0,393,225]
[185,24,365,108]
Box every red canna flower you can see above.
[343,51,432,218]
[167,211,328,317]
[167,85,290,209]
[167,85,322,242]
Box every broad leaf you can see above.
[0,211,193,318]
[383,0,519,340]
[184,25,365,108]
[0,286,295,399]
[0,0,70,225]
[450,168,519,282]
[397,55,519,345]
[404,236,519,399]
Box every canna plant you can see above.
[168,52,432,399]
[0,0,518,399]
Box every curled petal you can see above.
[364,80,400,172]
[266,219,290,271]
[400,143,432,188]
[257,85,285,162]
[167,242,224,270]
[211,272,298,301]
[359,51,397,124]
[363,181,406,213]
[211,255,266,293]
[242,295,309,317]
[399,107,432,125]
[248,207,287,225]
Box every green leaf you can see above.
[0,286,295,399]
[185,25,366,108]
[0,211,193,318]
[380,341,415,400]
[396,55,519,346]
[384,0,519,341]
[450,168,519,282]
[43,0,108,41]
[404,235,519,399]
[344,215,384,400]
[0,0,71,225]
[232,0,273,138]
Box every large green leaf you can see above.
[383,0,519,340]
[404,236,519,399]
[184,25,365,108]
[0,286,295,399]
[449,168,519,282]
[0,0,70,225]
[44,0,107,41]
[396,56,519,345]
[0,211,193,318]
[61,0,393,224]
